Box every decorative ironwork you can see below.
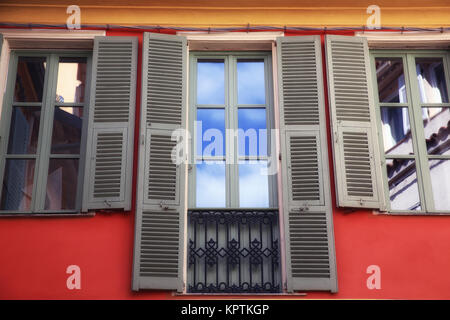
[188,209,281,293]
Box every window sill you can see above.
[373,210,450,216]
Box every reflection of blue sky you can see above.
[237,61,265,105]
[238,108,267,156]
[196,109,225,156]
[239,161,269,207]
[197,61,225,105]
[196,161,226,207]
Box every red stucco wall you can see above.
[1,29,450,300]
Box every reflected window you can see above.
[196,161,226,207]
[375,58,406,103]
[56,57,87,103]
[197,60,225,105]
[45,159,79,210]
[386,159,421,211]
[7,107,41,155]
[51,107,83,154]
[239,161,269,207]
[14,57,46,102]
[237,60,266,105]
[0,159,35,211]
[416,58,448,103]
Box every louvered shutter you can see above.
[82,36,137,211]
[325,35,384,209]
[132,33,187,292]
[277,36,337,292]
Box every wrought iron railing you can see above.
[187,209,281,293]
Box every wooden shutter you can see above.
[132,33,187,292]
[325,35,384,209]
[277,35,337,292]
[82,36,137,211]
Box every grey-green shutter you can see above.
[82,36,137,212]
[132,32,187,292]
[277,35,337,292]
[325,35,384,209]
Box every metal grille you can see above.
[94,41,133,123]
[280,41,320,125]
[342,131,374,197]
[93,132,123,198]
[147,37,183,125]
[289,211,330,278]
[188,209,281,293]
[139,210,180,278]
[148,134,177,201]
[330,40,371,122]
[289,135,321,201]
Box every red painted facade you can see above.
[1,29,450,300]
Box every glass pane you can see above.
[196,161,226,207]
[197,60,225,105]
[196,109,225,157]
[239,160,269,208]
[386,159,421,211]
[45,159,79,210]
[7,107,41,154]
[375,58,407,103]
[416,58,448,103]
[0,159,35,211]
[429,159,450,211]
[56,57,87,103]
[14,57,46,102]
[380,107,413,155]
[51,107,83,154]
[237,60,265,105]
[423,107,450,155]
[238,108,267,156]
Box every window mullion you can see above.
[33,53,58,212]
[405,53,434,212]
[227,55,239,208]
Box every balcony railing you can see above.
[187,209,281,293]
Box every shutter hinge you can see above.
[279,153,282,161]
[141,134,145,145]
[103,200,112,207]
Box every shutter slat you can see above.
[133,33,187,292]
[277,35,337,293]
[325,35,384,209]
[83,36,137,211]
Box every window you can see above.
[371,51,450,213]
[189,53,277,209]
[0,51,91,213]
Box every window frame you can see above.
[188,51,278,209]
[370,49,450,214]
[0,50,92,215]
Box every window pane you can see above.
[416,58,448,103]
[14,57,46,102]
[45,159,79,210]
[197,60,225,105]
[380,107,413,155]
[423,107,450,155]
[0,159,35,211]
[239,160,269,208]
[196,109,225,157]
[429,159,450,211]
[375,58,407,103]
[7,107,41,154]
[237,60,265,105]
[238,108,267,156]
[386,159,421,211]
[196,161,226,207]
[56,57,87,103]
[51,107,83,154]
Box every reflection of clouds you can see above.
[239,161,269,207]
[197,62,225,105]
[238,62,265,105]
[196,162,226,207]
